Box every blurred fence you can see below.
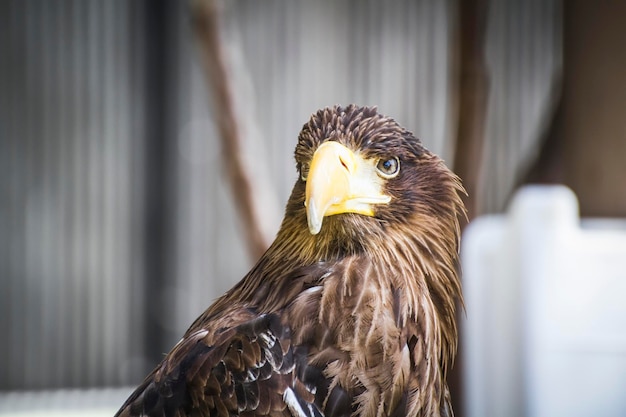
[1,0,151,389]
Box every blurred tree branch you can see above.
[191,0,269,261]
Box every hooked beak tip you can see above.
[306,198,323,235]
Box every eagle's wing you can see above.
[115,312,328,417]
[114,262,349,417]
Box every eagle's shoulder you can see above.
[114,263,335,417]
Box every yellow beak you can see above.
[304,141,391,235]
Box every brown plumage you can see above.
[116,105,465,417]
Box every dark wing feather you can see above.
[115,313,316,417]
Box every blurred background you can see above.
[1,0,625,415]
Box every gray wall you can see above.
[0,0,560,390]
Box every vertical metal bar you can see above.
[141,0,175,367]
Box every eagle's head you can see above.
[259,104,465,389]
[275,105,465,266]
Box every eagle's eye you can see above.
[376,157,400,178]
[300,163,309,181]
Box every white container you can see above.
[462,185,626,417]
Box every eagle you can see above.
[116,105,465,417]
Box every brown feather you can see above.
[115,105,465,417]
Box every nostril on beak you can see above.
[339,155,350,172]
